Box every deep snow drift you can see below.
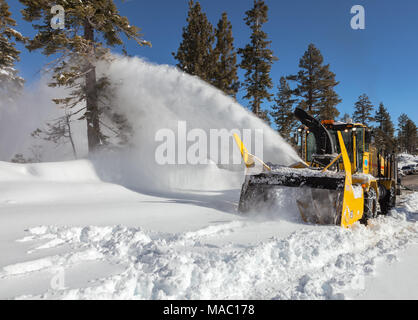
[0,160,417,300]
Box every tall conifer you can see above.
[352,94,374,126]
[374,103,395,152]
[19,0,149,152]
[398,114,417,153]
[271,77,296,142]
[238,0,277,122]
[289,44,341,119]
[213,12,239,98]
[173,1,215,83]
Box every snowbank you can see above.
[0,160,100,182]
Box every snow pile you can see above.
[2,193,416,300]
[0,160,99,183]
[0,160,135,206]
[400,192,418,214]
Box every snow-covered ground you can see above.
[0,160,417,300]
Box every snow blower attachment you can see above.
[234,108,399,228]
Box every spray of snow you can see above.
[1,56,300,192]
[91,56,300,192]
[0,79,88,161]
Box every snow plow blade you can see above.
[238,171,346,224]
[235,131,364,228]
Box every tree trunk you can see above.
[84,19,101,153]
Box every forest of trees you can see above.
[172,1,416,155]
[1,0,417,157]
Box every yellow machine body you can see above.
[234,115,398,228]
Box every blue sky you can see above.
[9,0,418,126]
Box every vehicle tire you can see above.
[380,185,396,215]
[361,187,377,224]
[389,185,396,209]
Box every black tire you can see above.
[389,185,396,209]
[361,187,377,224]
[380,185,396,215]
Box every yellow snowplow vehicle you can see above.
[234,108,399,228]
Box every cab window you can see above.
[356,128,364,171]
[335,130,353,163]
[306,132,317,162]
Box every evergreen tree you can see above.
[19,0,149,153]
[238,0,277,122]
[374,102,395,152]
[404,119,417,154]
[320,88,341,120]
[352,94,374,126]
[398,114,417,153]
[173,0,215,84]
[397,113,409,152]
[0,0,25,100]
[289,44,341,119]
[213,12,239,98]
[270,77,296,142]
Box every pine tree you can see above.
[270,77,296,142]
[238,0,277,122]
[374,102,395,152]
[352,94,374,126]
[320,88,341,120]
[173,1,215,84]
[404,119,417,154]
[397,113,409,153]
[213,12,239,98]
[398,114,417,154]
[289,44,341,119]
[0,0,26,100]
[19,0,149,153]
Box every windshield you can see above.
[305,128,358,165]
[356,128,364,171]
[328,129,353,162]
[306,132,317,162]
